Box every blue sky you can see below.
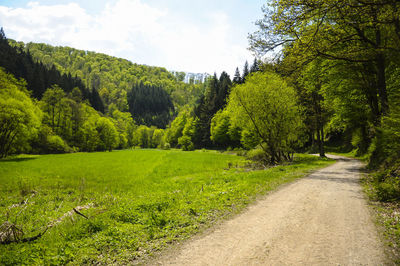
[0,0,266,75]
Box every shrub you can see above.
[47,135,69,153]
[178,136,194,151]
[163,143,171,150]
[376,181,400,202]
[246,148,269,165]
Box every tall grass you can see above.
[0,149,333,264]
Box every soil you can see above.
[151,155,388,265]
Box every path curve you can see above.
[154,155,386,265]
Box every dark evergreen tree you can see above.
[127,82,174,128]
[194,72,232,147]
[242,61,249,82]
[233,67,242,84]
[250,58,260,73]
[90,88,105,113]
[217,71,232,109]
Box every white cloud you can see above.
[0,0,253,75]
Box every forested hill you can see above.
[0,29,104,112]
[9,40,204,115]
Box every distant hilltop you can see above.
[171,71,211,84]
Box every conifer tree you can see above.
[250,58,260,73]
[233,67,242,84]
[242,61,249,82]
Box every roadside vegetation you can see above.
[0,149,333,264]
[363,174,400,264]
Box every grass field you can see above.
[0,149,334,264]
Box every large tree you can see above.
[249,0,400,116]
[226,71,304,164]
[195,72,232,147]
[0,68,42,158]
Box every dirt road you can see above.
[156,155,387,265]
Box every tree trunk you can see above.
[319,127,325,157]
[375,25,389,115]
[376,53,389,115]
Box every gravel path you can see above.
[155,155,387,265]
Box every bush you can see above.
[178,136,194,151]
[376,181,400,202]
[163,143,171,150]
[47,135,69,153]
[246,148,269,165]
[368,111,400,169]
[373,160,400,201]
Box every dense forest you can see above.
[9,40,204,114]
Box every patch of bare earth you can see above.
[152,155,388,265]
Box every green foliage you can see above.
[210,110,231,147]
[165,109,191,147]
[151,128,165,149]
[0,68,42,158]
[0,32,96,109]
[46,134,69,154]
[0,150,333,264]
[111,109,136,149]
[16,41,203,115]
[246,148,269,165]
[40,85,66,133]
[95,117,119,151]
[127,82,174,128]
[225,71,305,164]
[134,125,152,148]
[376,181,400,202]
[195,73,232,147]
[178,135,194,151]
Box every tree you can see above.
[111,109,136,149]
[127,82,174,128]
[194,73,232,147]
[250,58,260,73]
[249,0,400,117]
[96,117,119,151]
[226,71,304,164]
[135,125,153,148]
[178,116,197,151]
[233,67,242,84]
[40,85,66,132]
[242,61,249,82]
[151,128,165,148]
[0,68,42,158]
[298,59,331,157]
[165,109,190,147]
[210,110,231,147]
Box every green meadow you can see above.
[0,149,333,264]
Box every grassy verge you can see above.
[323,146,369,162]
[362,173,400,264]
[332,149,400,263]
[0,150,333,264]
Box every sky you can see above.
[0,0,266,76]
